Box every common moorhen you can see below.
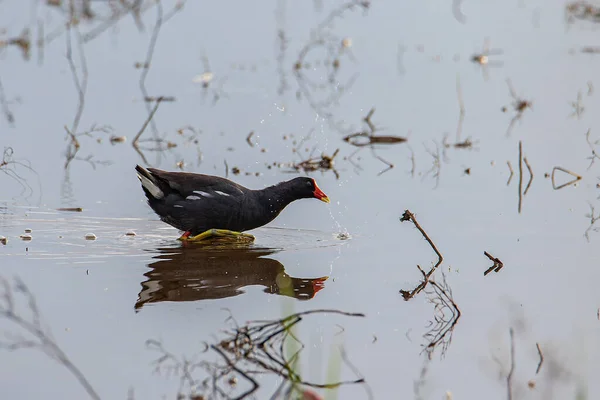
[135,165,330,242]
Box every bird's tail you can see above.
[135,165,164,200]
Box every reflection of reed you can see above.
[135,247,328,309]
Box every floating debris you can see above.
[0,236,6,245]
[56,207,83,212]
[109,136,126,144]
[19,234,32,241]
[566,2,600,24]
[192,71,214,87]
[336,232,351,240]
[84,233,97,241]
[125,231,136,237]
[290,148,340,178]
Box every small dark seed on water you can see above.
[0,236,6,245]
[20,234,32,241]
[57,207,83,212]
[85,233,97,240]
[24,228,32,233]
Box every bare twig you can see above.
[483,251,504,276]
[507,161,514,186]
[551,166,582,190]
[535,343,543,374]
[400,210,444,300]
[518,141,523,213]
[523,157,533,195]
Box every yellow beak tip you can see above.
[321,196,330,203]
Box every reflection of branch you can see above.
[0,75,15,125]
[585,129,600,170]
[583,203,600,241]
[422,273,461,359]
[0,147,39,198]
[65,24,87,141]
[148,309,367,399]
[0,277,100,400]
[399,210,444,300]
[315,0,370,32]
[423,141,442,189]
[455,74,465,141]
[139,0,164,138]
[503,79,532,137]
[507,328,515,400]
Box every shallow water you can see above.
[1,0,600,399]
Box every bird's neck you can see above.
[255,181,298,214]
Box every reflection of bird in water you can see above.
[135,246,328,310]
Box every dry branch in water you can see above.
[535,342,544,374]
[551,166,582,190]
[483,251,504,276]
[0,276,100,400]
[399,210,444,300]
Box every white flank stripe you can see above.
[174,205,183,208]
[186,195,202,200]
[193,190,213,198]
[215,190,230,197]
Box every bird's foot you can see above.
[178,229,255,244]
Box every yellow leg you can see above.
[178,229,255,243]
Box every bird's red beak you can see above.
[312,180,330,203]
